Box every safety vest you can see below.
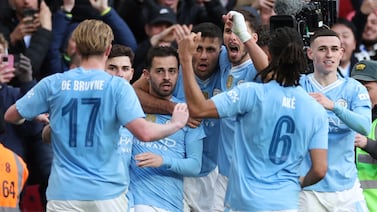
[0,143,28,211]
[356,119,377,211]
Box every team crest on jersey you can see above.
[226,75,234,89]
[145,114,156,122]
[227,90,239,103]
[336,99,348,108]
[213,88,221,96]
[202,91,209,99]
[26,89,35,98]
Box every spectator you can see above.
[4,19,189,212]
[331,18,360,77]
[0,0,52,84]
[359,11,377,60]
[131,5,180,83]
[299,28,371,212]
[42,0,137,78]
[117,0,226,44]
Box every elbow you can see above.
[191,164,201,176]
[360,123,371,136]
[188,106,205,119]
[135,133,154,142]
[187,160,202,176]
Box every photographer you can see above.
[0,0,52,85]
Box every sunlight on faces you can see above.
[144,56,179,99]
[308,36,344,75]
[331,24,356,67]
[106,56,134,82]
[193,37,222,80]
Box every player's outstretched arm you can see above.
[126,103,189,141]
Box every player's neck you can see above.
[80,56,106,71]
[313,71,338,87]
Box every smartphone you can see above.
[2,54,14,69]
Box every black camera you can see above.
[270,0,337,48]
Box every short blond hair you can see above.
[71,19,114,58]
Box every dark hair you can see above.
[145,46,179,70]
[108,44,135,63]
[233,8,260,32]
[333,18,359,49]
[256,25,270,48]
[192,22,223,44]
[259,27,307,87]
[310,28,339,45]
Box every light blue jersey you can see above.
[15,67,145,200]
[217,46,259,177]
[300,74,371,192]
[129,96,205,212]
[174,70,222,176]
[212,81,328,211]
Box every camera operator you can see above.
[0,0,52,85]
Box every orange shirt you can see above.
[0,143,28,209]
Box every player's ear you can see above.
[143,69,150,81]
[306,48,313,60]
[105,44,112,57]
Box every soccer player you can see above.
[132,22,223,211]
[4,20,188,212]
[176,11,329,211]
[129,46,204,211]
[299,28,371,211]
[105,44,135,82]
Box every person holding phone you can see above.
[0,0,52,84]
[0,32,52,211]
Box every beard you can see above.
[361,38,377,48]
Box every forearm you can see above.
[4,104,26,125]
[301,168,323,188]
[133,78,175,114]
[302,149,327,188]
[162,138,203,176]
[126,118,182,141]
[101,8,137,51]
[333,104,371,136]
[245,39,268,72]
[363,138,377,159]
